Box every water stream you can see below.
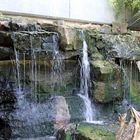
[10,32,66,139]
[78,35,94,123]
[51,34,63,90]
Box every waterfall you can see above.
[120,60,130,110]
[14,48,22,94]
[12,33,21,94]
[51,34,63,90]
[9,32,69,139]
[78,35,94,123]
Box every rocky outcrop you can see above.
[85,29,140,104]
[0,16,140,139]
[91,60,123,103]
[57,123,117,140]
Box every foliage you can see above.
[110,0,140,21]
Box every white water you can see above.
[51,34,63,89]
[14,49,22,94]
[79,39,94,122]
[12,33,24,103]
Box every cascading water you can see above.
[78,33,94,123]
[51,34,63,90]
[119,60,131,110]
[14,48,22,94]
[9,32,67,139]
[12,33,24,107]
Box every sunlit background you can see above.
[0,0,115,23]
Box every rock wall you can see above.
[0,17,140,139]
[0,17,140,107]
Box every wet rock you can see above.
[86,30,140,61]
[0,46,13,60]
[25,60,79,99]
[91,60,123,103]
[93,81,123,103]
[0,118,12,140]
[91,60,113,81]
[12,32,56,52]
[42,24,83,51]
[57,123,116,140]
[0,61,15,90]
[9,19,40,31]
[0,31,13,60]
[66,96,84,122]
[0,18,40,31]
[56,123,78,140]
[100,34,140,60]
[0,90,16,111]
[75,123,116,140]
[0,31,13,47]
[62,51,80,60]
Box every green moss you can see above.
[130,81,140,106]
[76,123,116,140]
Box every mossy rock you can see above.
[66,96,85,122]
[91,60,113,81]
[75,123,115,140]
[84,30,100,54]
[62,123,117,140]
[91,60,123,103]
[93,81,123,103]
[130,80,140,108]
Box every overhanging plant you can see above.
[110,0,140,22]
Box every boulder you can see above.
[91,60,123,103]
[54,96,70,130]
[91,60,113,81]
[75,123,116,140]
[57,123,116,140]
